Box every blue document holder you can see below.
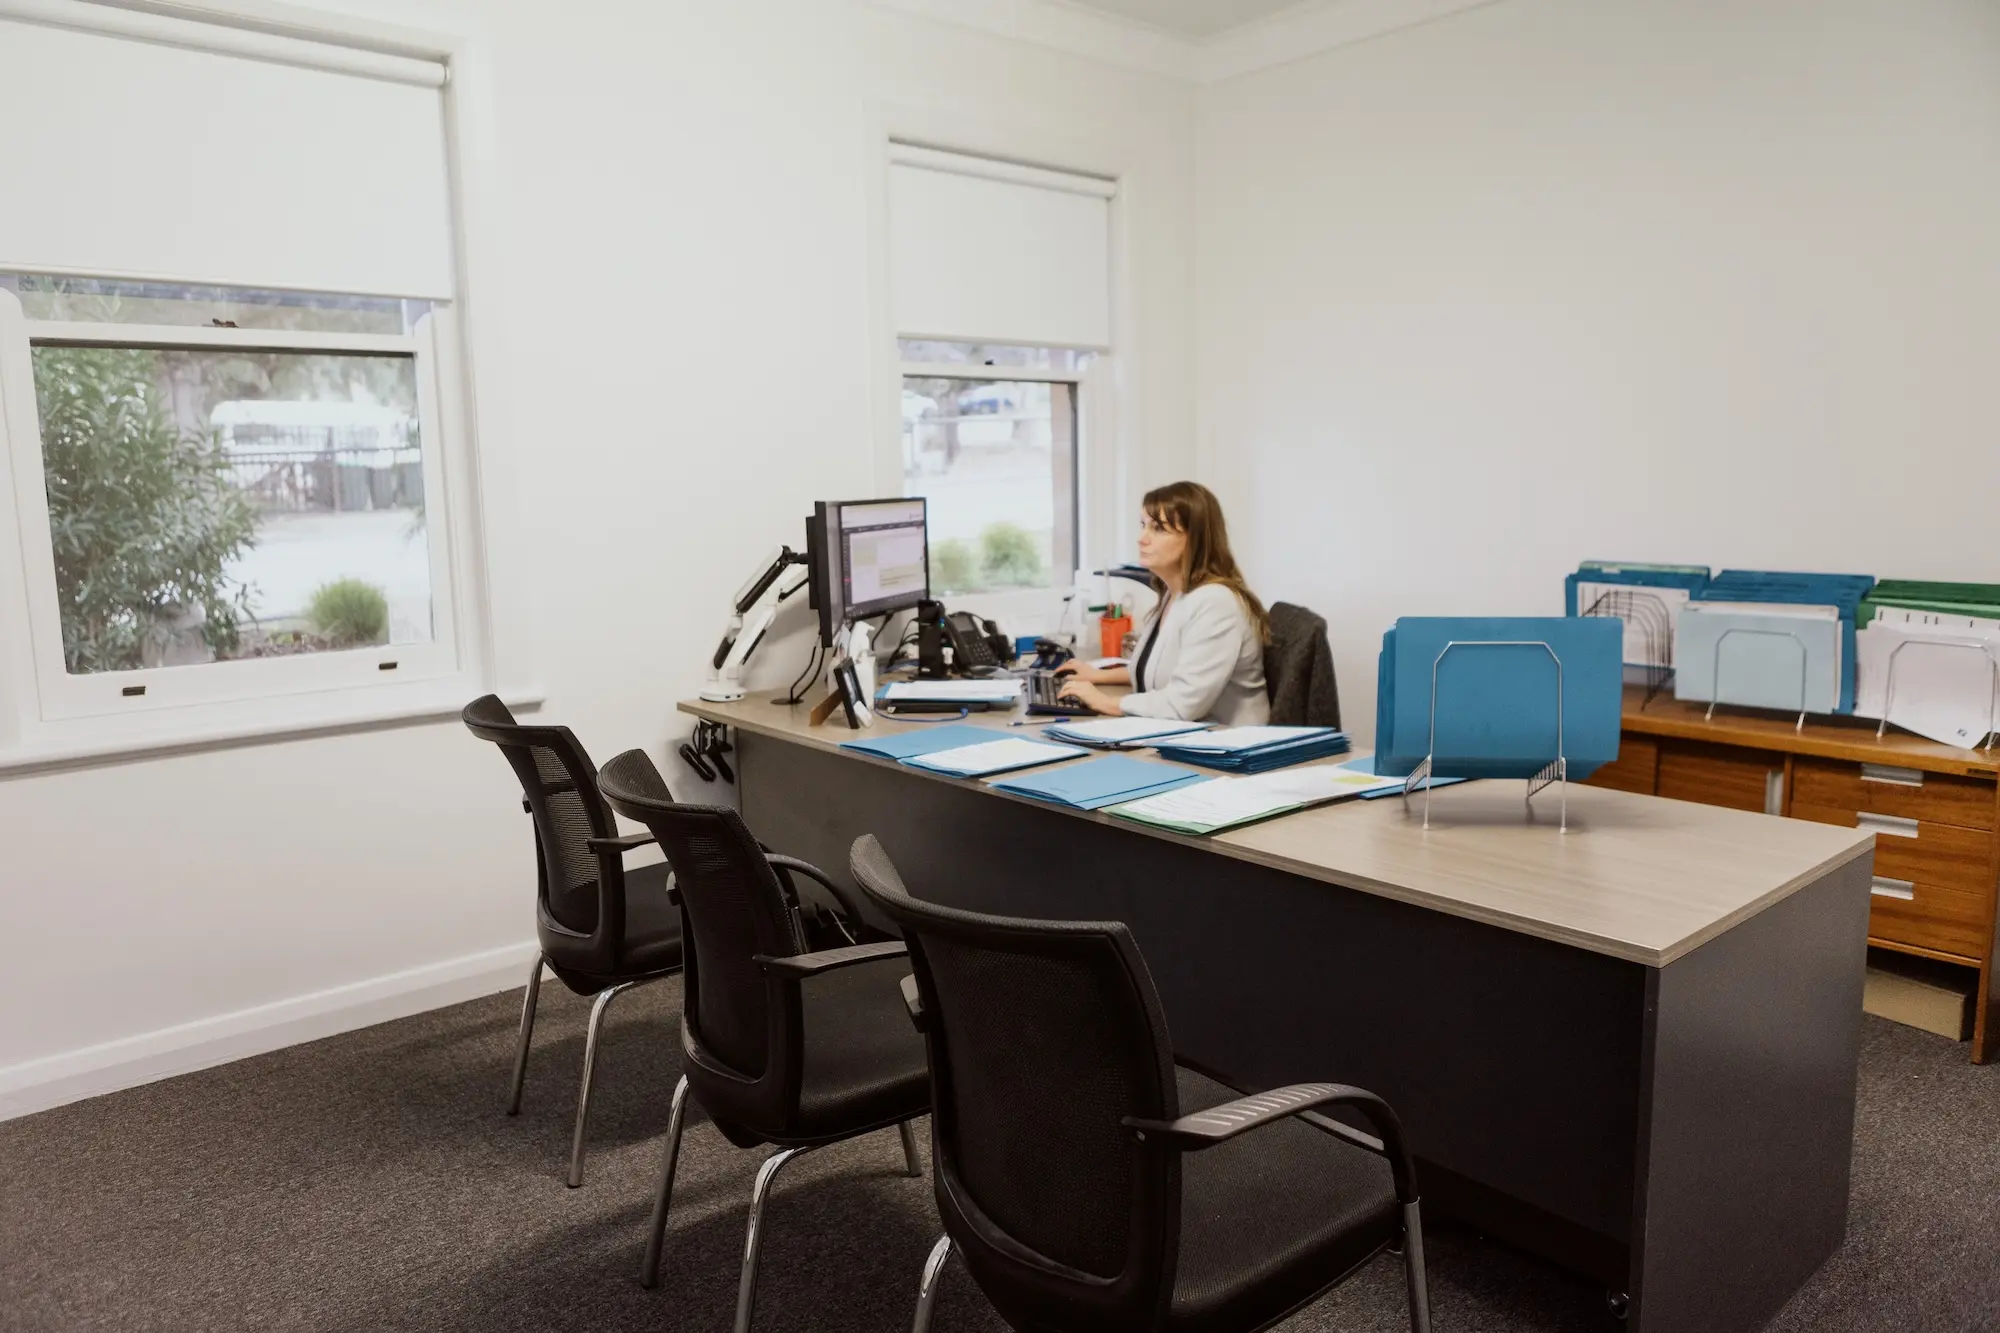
[838,724,999,761]
[1374,617,1623,780]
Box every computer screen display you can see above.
[838,498,929,619]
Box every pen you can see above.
[1010,717,1058,727]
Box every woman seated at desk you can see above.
[1056,481,1271,725]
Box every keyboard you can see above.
[1026,670,1096,717]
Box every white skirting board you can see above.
[0,940,540,1122]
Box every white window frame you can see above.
[0,1,542,774]
[0,285,495,759]
[898,349,1094,607]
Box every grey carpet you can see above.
[3,979,1997,1332]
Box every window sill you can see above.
[0,683,544,778]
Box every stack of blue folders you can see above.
[1375,617,1623,780]
[1675,571,1876,715]
[1148,726,1350,774]
[837,723,999,762]
[990,755,1207,810]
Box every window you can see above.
[884,146,1114,601]
[0,276,460,718]
[900,340,1089,595]
[0,8,482,756]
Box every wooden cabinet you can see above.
[1603,691,2000,1063]
[1655,740,1782,813]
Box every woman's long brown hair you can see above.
[1142,480,1270,643]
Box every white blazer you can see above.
[1120,583,1270,726]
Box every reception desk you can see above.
[679,691,1875,1333]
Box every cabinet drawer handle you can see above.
[1871,876,1916,900]
[1861,764,1924,787]
[1856,812,1920,838]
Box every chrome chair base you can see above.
[502,956,651,1188]
[911,1234,953,1333]
[642,1115,929,1332]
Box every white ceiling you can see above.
[1057,0,1311,39]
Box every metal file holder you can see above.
[1704,626,1812,732]
[1875,637,2000,750]
[1580,588,1676,708]
[1402,640,1568,834]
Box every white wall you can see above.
[0,0,1195,1114]
[1196,0,2000,743]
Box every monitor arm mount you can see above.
[701,545,809,703]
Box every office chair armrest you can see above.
[763,853,869,925]
[900,974,925,1032]
[1124,1083,1421,1202]
[586,832,658,856]
[754,940,908,979]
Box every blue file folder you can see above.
[1674,610,1841,714]
[1692,571,1876,714]
[1374,617,1623,780]
[837,724,999,761]
[990,755,1208,810]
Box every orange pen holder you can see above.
[1099,615,1132,660]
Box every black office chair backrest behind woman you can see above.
[850,835,1183,1331]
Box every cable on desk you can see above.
[776,636,824,706]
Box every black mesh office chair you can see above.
[461,695,684,1187]
[849,834,1431,1333]
[597,751,931,1333]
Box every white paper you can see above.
[1572,582,1690,668]
[1854,622,1999,748]
[1152,725,1336,753]
[1118,765,1382,828]
[1045,716,1209,746]
[882,679,1023,703]
[905,737,1080,776]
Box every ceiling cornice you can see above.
[864,0,1508,85]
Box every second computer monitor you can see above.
[836,497,929,620]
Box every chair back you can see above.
[1265,601,1341,728]
[462,695,632,976]
[849,835,1184,1333]
[599,749,809,1137]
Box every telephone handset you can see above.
[944,611,1014,674]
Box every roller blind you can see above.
[0,11,455,298]
[888,145,1113,350]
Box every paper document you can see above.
[1571,581,1689,668]
[1855,621,1999,749]
[1154,725,1336,753]
[1109,766,1389,835]
[1045,716,1210,746]
[902,737,1083,777]
[1090,657,1128,669]
[881,679,1023,703]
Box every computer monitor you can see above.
[806,497,930,643]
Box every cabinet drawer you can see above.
[1656,741,1782,813]
[1866,885,1992,961]
[1792,757,1994,831]
[1790,802,1997,894]
[1583,735,1658,795]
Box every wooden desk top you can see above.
[1620,687,2000,780]
[680,690,1873,969]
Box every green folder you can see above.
[1859,580,2000,627]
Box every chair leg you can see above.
[638,1076,692,1289]
[505,954,544,1115]
[897,1119,922,1177]
[566,980,637,1188]
[1402,1200,1432,1333]
[912,1234,952,1333]
[733,1146,812,1333]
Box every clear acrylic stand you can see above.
[1704,626,1811,732]
[1402,640,1568,833]
[1875,638,2000,750]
